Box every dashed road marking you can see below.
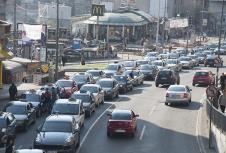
[139,125,146,140]
[149,105,157,117]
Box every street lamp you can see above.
[55,0,59,81]
[216,0,225,87]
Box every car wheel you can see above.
[107,132,112,138]
[165,102,168,106]
[101,99,104,104]
[131,132,135,138]
[192,83,195,86]
[87,111,91,117]
[155,83,159,87]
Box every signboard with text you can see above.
[91,4,105,16]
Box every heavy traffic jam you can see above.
[0,42,225,153]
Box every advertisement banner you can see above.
[169,18,188,28]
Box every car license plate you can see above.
[172,94,180,99]
[115,129,125,133]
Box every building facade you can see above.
[0,0,7,20]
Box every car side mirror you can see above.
[135,114,139,117]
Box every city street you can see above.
[9,55,225,153]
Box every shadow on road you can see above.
[169,101,202,111]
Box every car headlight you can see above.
[1,128,6,133]
[35,136,41,143]
[65,137,73,145]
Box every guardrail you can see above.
[206,99,226,132]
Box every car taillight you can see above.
[184,93,188,98]
[166,93,169,97]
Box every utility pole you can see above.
[156,0,161,44]
[201,0,205,40]
[55,0,59,81]
[216,0,225,88]
[13,0,17,54]
[162,0,167,46]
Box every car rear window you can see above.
[168,86,186,92]
[195,72,208,76]
[111,112,131,120]
[159,71,171,76]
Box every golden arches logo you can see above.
[92,4,105,16]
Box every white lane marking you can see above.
[196,94,207,153]
[76,104,114,153]
[139,125,146,140]
[149,105,157,117]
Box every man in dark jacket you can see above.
[220,73,226,91]
[9,83,17,101]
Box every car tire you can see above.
[165,102,168,106]
[107,132,112,138]
[87,111,91,117]
[101,99,104,104]
[131,132,135,138]
[155,83,159,87]
[192,83,195,86]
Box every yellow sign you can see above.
[41,64,49,73]
[92,4,105,16]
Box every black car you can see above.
[0,112,16,146]
[155,69,179,87]
[72,73,95,89]
[34,115,80,153]
[20,90,45,117]
[204,55,223,67]
[113,75,133,93]
[72,92,96,117]
[97,78,119,100]
[139,64,158,80]
[4,101,36,131]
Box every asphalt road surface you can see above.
[8,56,226,153]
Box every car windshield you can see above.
[57,80,73,88]
[41,121,72,132]
[195,53,205,57]
[195,72,209,76]
[137,61,148,66]
[24,94,40,102]
[98,81,113,88]
[153,61,163,66]
[159,71,171,77]
[140,65,151,70]
[0,119,6,128]
[106,65,118,70]
[179,57,190,61]
[188,56,198,59]
[6,105,27,115]
[52,103,79,115]
[111,112,131,120]
[73,94,91,103]
[167,60,177,64]
[80,86,98,93]
[147,52,157,56]
[114,76,127,82]
[73,75,86,82]
[123,62,135,67]
[88,71,101,77]
[168,86,186,92]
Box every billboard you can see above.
[168,18,189,28]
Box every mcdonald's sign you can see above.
[92,4,105,16]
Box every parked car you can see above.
[51,98,85,127]
[71,92,96,117]
[86,69,105,81]
[204,55,223,67]
[34,115,80,153]
[139,64,158,80]
[165,85,192,106]
[179,56,193,69]
[55,79,78,98]
[4,101,36,131]
[72,73,95,89]
[107,109,139,137]
[79,84,104,106]
[97,78,119,100]
[155,69,179,87]
[0,112,16,146]
[113,75,133,93]
[192,70,215,86]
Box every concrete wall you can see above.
[211,124,226,153]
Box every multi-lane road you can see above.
[3,56,225,153]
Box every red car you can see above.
[107,109,139,138]
[56,79,78,98]
[192,70,215,86]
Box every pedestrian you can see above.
[218,90,226,113]
[44,88,52,113]
[62,55,66,67]
[9,83,17,101]
[129,70,134,79]
[220,73,226,91]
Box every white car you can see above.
[179,56,193,69]
[166,59,182,71]
[152,60,166,70]
[165,85,192,106]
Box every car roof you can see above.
[54,98,81,104]
[46,114,74,122]
[206,55,217,59]
[112,109,132,114]
[81,84,100,87]
[195,70,209,73]
[168,85,186,88]
[73,91,92,96]
[8,101,29,106]
[99,78,114,81]
[15,149,45,153]
[87,69,101,72]
[57,79,73,82]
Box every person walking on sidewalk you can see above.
[220,73,226,91]
[218,90,226,113]
[9,83,17,101]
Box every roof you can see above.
[84,11,152,26]
[46,115,74,122]
[169,85,186,88]
[8,101,28,106]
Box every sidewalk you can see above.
[0,83,41,101]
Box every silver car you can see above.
[165,85,192,106]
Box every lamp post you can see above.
[156,0,161,44]
[13,0,17,54]
[55,0,59,81]
[216,0,225,87]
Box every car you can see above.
[192,70,215,86]
[204,55,223,67]
[166,59,182,72]
[179,56,193,69]
[72,73,95,89]
[0,112,16,146]
[55,79,78,98]
[122,60,137,70]
[63,50,81,62]
[155,69,179,87]
[152,60,166,70]
[165,85,192,106]
[4,101,36,131]
[14,149,46,153]
[123,70,144,86]
[194,52,206,64]
[20,90,45,117]
[71,92,96,117]
[113,75,133,93]
[86,69,105,81]
[51,98,85,127]
[203,50,214,57]
[187,55,199,66]
[79,84,104,107]
[139,64,158,80]
[144,56,158,62]
[104,63,124,77]
[168,52,179,59]
[107,109,139,138]
[34,115,80,153]
[214,47,226,55]
[97,78,119,100]
[146,52,159,57]
[136,60,149,67]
